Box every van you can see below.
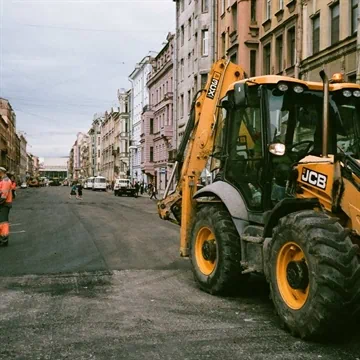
[84,177,94,189]
[92,176,107,191]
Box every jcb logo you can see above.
[301,168,327,190]
[206,72,221,99]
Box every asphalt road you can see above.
[0,186,359,360]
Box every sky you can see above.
[0,0,175,157]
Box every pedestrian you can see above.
[69,182,77,199]
[150,186,158,200]
[0,167,13,246]
[140,182,144,195]
[134,181,140,197]
[76,182,83,200]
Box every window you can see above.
[98,150,100,158]
[221,33,226,57]
[194,32,198,58]
[194,75,198,93]
[201,30,209,56]
[181,25,184,46]
[188,90,191,113]
[180,0,184,12]
[276,35,283,72]
[202,0,209,13]
[352,0,358,34]
[263,43,271,74]
[279,0,284,10]
[347,73,356,83]
[180,58,184,80]
[150,118,154,134]
[188,18,192,39]
[225,86,263,210]
[251,0,257,23]
[150,147,154,162]
[266,0,271,20]
[250,50,256,77]
[232,3,238,33]
[188,53,191,73]
[180,94,184,117]
[312,15,320,54]
[288,27,296,67]
[331,3,340,45]
[230,52,237,64]
[221,0,225,14]
[201,73,208,89]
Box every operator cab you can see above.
[213,76,360,213]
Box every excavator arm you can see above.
[157,58,245,256]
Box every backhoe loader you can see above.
[158,58,360,340]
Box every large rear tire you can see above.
[268,210,358,340]
[189,204,246,295]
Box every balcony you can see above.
[160,125,173,138]
[164,92,173,100]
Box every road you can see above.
[0,186,359,360]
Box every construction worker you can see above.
[0,167,13,246]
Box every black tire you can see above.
[268,210,358,340]
[189,204,246,295]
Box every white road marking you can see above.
[10,223,22,226]
[10,230,26,234]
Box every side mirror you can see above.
[269,143,286,156]
[234,83,248,107]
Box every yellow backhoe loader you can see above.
[158,58,360,340]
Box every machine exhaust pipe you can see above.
[319,70,329,158]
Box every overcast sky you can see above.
[0,0,175,157]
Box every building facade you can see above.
[258,0,358,81]
[217,0,262,76]
[117,89,131,178]
[39,157,68,180]
[129,55,155,183]
[88,114,103,177]
[100,107,120,182]
[300,0,358,82]
[0,98,17,173]
[141,33,175,191]
[174,0,216,148]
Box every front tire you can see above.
[189,204,246,295]
[268,210,358,340]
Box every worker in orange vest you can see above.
[0,166,13,246]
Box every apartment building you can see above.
[0,98,18,173]
[300,0,358,82]
[141,33,175,190]
[129,55,156,183]
[88,114,103,177]
[100,108,120,181]
[71,132,88,180]
[217,0,262,76]
[258,0,359,81]
[174,0,216,147]
[117,89,131,178]
[258,0,300,77]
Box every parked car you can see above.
[114,179,137,197]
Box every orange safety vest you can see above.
[0,177,13,205]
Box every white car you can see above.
[114,179,137,197]
[20,183,27,189]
